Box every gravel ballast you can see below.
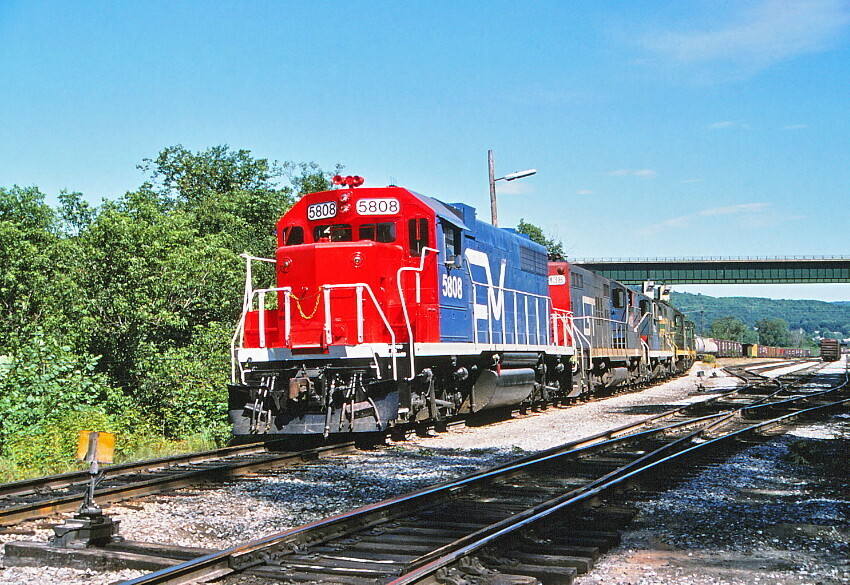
[2,360,846,585]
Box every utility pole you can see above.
[488,149,498,227]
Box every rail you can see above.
[117,363,844,585]
[322,283,399,379]
[397,247,439,380]
[232,255,400,381]
[0,442,357,527]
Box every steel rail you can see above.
[0,442,273,500]
[391,391,850,584]
[0,442,356,526]
[119,362,844,585]
[118,369,811,584]
[119,410,735,585]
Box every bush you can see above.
[3,409,118,477]
[701,354,716,364]
[0,331,124,444]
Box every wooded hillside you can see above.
[670,291,850,338]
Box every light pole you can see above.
[488,149,537,226]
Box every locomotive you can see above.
[228,178,696,437]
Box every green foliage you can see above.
[672,291,845,344]
[0,186,65,336]
[755,318,790,347]
[708,316,755,343]
[516,218,565,261]
[284,161,345,197]
[701,354,716,364]
[0,145,337,478]
[0,331,121,441]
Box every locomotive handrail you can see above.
[466,278,553,347]
[550,308,573,348]
[238,253,276,315]
[571,314,638,353]
[321,283,398,380]
[232,255,282,383]
[397,247,440,380]
[230,286,292,384]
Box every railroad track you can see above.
[0,440,356,527]
[14,360,833,584]
[0,360,770,529]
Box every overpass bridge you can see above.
[571,256,850,285]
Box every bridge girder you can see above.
[572,257,850,285]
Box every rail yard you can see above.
[1,358,847,585]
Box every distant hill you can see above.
[668,291,850,337]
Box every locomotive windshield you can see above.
[359,222,396,243]
[282,226,304,246]
[314,224,353,242]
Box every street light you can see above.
[488,149,537,227]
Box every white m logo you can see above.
[464,249,506,323]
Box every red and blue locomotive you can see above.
[228,177,694,437]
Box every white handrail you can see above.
[322,283,399,380]
[397,247,439,380]
[230,284,291,384]
[467,279,554,346]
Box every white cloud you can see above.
[699,202,771,216]
[641,0,850,77]
[709,120,751,130]
[609,169,658,178]
[639,201,775,236]
[783,124,810,130]
[576,189,595,195]
[495,180,533,195]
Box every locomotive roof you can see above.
[407,190,469,231]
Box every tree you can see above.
[0,146,342,453]
[0,186,70,338]
[516,219,565,260]
[756,318,791,347]
[708,316,752,342]
[284,161,345,197]
[138,144,296,257]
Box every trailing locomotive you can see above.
[228,179,695,437]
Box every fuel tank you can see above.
[463,368,536,413]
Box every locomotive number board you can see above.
[356,198,400,215]
[307,201,337,220]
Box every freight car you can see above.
[228,178,695,437]
[714,338,743,358]
[695,336,718,357]
[699,340,812,360]
[821,339,841,361]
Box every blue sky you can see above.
[2,1,849,300]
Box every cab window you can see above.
[613,288,626,309]
[359,222,396,243]
[639,300,652,315]
[282,226,304,246]
[314,224,352,242]
[408,218,429,256]
[442,222,461,262]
